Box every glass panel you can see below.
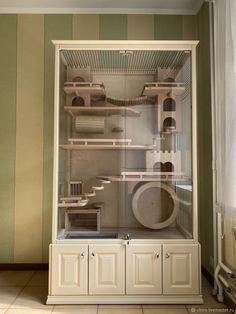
[223,216,236,272]
[57,48,193,240]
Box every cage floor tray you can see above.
[66,233,118,239]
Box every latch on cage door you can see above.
[123,233,131,247]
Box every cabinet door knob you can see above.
[165,252,170,258]
[91,252,95,257]
[155,252,160,258]
[81,252,85,258]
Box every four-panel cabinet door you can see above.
[51,243,200,296]
[89,244,125,295]
[126,244,162,295]
[51,244,88,295]
[163,244,200,295]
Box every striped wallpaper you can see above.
[0,9,214,267]
[197,5,213,273]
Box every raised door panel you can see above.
[126,244,162,295]
[51,245,88,295]
[163,244,199,295]
[89,244,125,295]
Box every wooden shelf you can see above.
[60,144,154,151]
[64,106,141,117]
[142,82,185,96]
[60,138,154,151]
[64,82,105,96]
[58,196,89,208]
[97,171,188,182]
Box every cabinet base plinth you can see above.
[47,295,203,305]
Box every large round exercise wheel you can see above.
[132,182,179,229]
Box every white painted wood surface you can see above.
[89,244,125,295]
[64,82,105,96]
[126,244,162,294]
[51,244,88,295]
[163,244,199,295]
[47,294,203,304]
[48,243,202,302]
[49,40,201,304]
[64,106,141,117]
[60,144,154,150]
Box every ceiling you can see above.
[0,0,205,15]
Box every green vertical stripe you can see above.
[99,15,127,40]
[73,14,99,39]
[197,3,213,274]
[182,15,197,40]
[43,15,72,262]
[0,15,17,263]
[154,15,183,40]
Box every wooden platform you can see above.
[142,82,185,96]
[64,106,141,117]
[64,82,105,96]
[60,138,154,151]
[97,171,188,182]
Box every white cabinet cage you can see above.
[47,40,202,305]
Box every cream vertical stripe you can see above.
[14,15,44,262]
[127,15,154,40]
[0,14,17,262]
[73,14,99,39]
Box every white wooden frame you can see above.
[52,40,199,244]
